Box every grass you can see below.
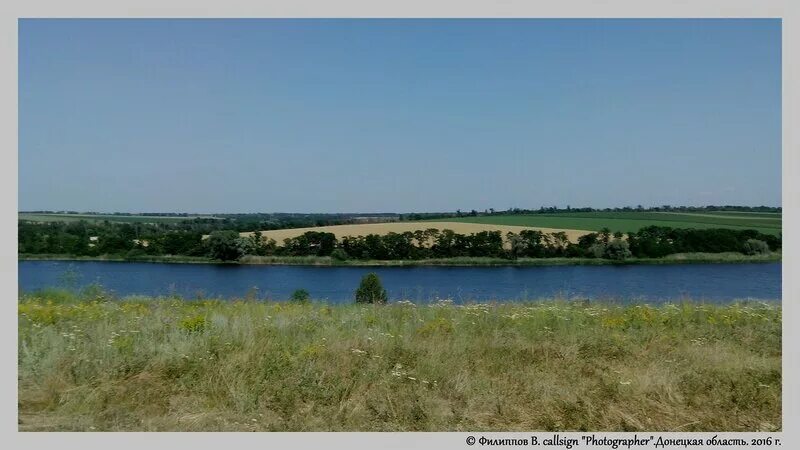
[18,213,217,224]
[18,290,781,431]
[428,212,781,236]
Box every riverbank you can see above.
[18,251,781,266]
[18,292,780,431]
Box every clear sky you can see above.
[19,19,781,213]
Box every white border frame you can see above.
[4,1,796,449]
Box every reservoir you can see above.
[18,260,781,303]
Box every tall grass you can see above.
[18,290,780,431]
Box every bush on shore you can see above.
[354,273,388,304]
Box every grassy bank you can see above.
[20,251,781,267]
[18,291,781,431]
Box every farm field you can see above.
[18,213,218,224]
[429,212,781,236]
[18,292,780,431]
[243,221,592,244]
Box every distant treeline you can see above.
[399,205,782,221]
[19,220,781,262]
[21,205,780,225]
[19,213,382,234]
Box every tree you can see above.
[589,242,606,258]
[355,273,388,304]
[743,239,770,255]
[290,289,311,303]
[599,228,612,244]
[604,239,632,260]
[206,230,242,261]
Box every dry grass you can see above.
[18,291,780,432]
[242,222,591,246]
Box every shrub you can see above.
[417,317,454,336]
[179,315,207,333]
[81,281,109,301]
[588,242,606,258]
[331,248,349,261]
[290,289,311,304]
[743,239,770,255]
[125,248,147,259]
[354,273,388,304]
[604,239,632,260]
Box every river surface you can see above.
[17,260,781,303]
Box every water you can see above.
[17,260,781,303]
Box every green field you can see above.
[427,212,781,236]
[18,213,218,224]
[18,291,780,431]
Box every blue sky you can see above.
[19,19,781,213]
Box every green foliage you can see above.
[290,289,310,304]
[125,248,148,259]
[81,281,109,301]
[330,248,349,261]
[416,317,454,336]
[743,239,770,255]
[354,273,388,304]
[604,239,632,260]
[206,230,242,261]
[19,210,782,263]
[589,242,606,259]
[179,315,207,333]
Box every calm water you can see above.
[18,260,781,303]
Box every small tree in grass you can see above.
[290,289,310,304]
[355,273,388,304]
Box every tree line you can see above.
[19,220,778,261]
